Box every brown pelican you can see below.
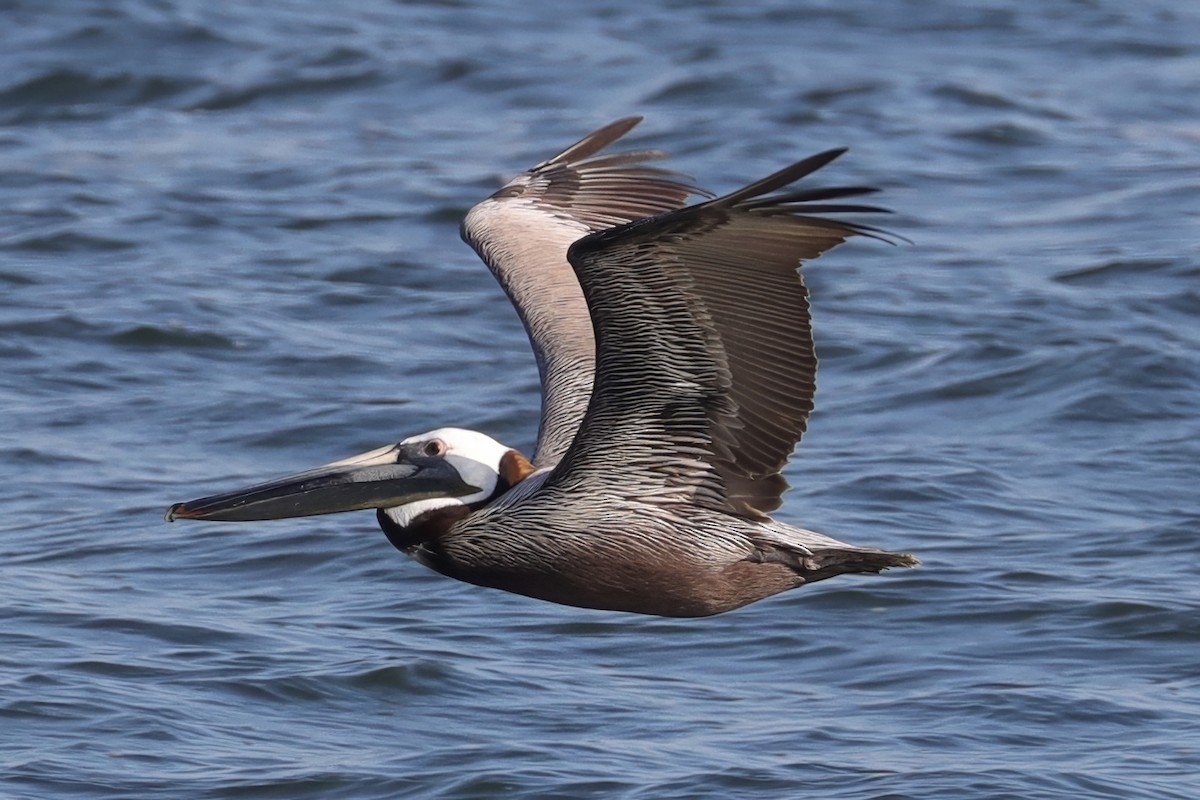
[167,118,917,617]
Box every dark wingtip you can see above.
[717,147,851,208]
[546,116,646,166]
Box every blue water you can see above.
[3,1,1198,798]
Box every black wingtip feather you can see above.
[545,117,645,167]
[719,147,849,207]
[739,186,880,208]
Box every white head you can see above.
[381,427,514,529]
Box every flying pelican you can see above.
[167,118,917,617]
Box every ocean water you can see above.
[2,1,1198,798]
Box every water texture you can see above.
[2,1,1198,798]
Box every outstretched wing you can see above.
[552,149,892,520]
[461,118,706,467]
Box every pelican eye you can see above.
[423,439,446,458]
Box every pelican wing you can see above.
[461,118,706,468]
[554,149,891,520]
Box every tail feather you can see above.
[800,547,919,584]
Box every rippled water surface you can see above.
[3,1,1198,798]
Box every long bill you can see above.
[165,444,480,522]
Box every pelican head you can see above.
[166,427,534,525]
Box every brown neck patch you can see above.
[498,449,536,491]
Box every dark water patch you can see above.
[58,18,235,49]
[0,230,136,253]
[238,671,343,705]
[250,253,314,271]
[306,45,374,69]
[278,212,398,231]
[239,166,315,192]
[899,5,1020,33]
[0,446,98,468]
[420,202,472,224]
[346,660,457,694]
[756,5,863,26]
[1161,289,1200,317]
[0,696,113,724]
[1054,387,1190,424]
[186,69,385,113]
[108,324,241,351]
[952,121,1049,147]
[188,542,348,579]
[323,263,426,287]
[356,258,481,293]
[1,313,97,339]
[356,396,412,409]
[1055,344,1197,416]
[0,270,38,286]
[0,68,202,124]
[8,534,164,568]
[266,352,380,374]
[934,83,1022,111]
[773,107,824,126]
[828,471,974,510]
[3,197,82,222]
[1143,517,1200,553]
[1053,257,1178,286]
[1001,162,1071,179]
[192,655,467,706]
[70,615,257,649]
[908,677,1165,732]
[934,82,1074,121]
[1085,39,1192,59]
[0,169,85,190]
[902,358,1043,402]
[802,82,885,106]
[436,57,482,82]
[829,339,931,374]
[315,288,392,307]
[216,673,338,704]
[207,773,431,800]
[61,660,176,681]
[644,70,756,104]
[1077,600,1200,642]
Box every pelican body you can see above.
[168,118,916,617]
